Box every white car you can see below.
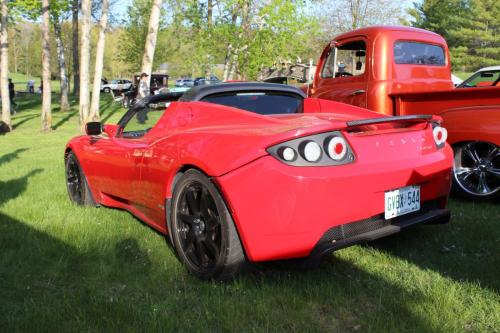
[457,66,500,88]
[175,78,194,87]
[451,74,463,87]
[101,79,133,93]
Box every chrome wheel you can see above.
[453,142,500,198]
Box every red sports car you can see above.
[65,83,453,280]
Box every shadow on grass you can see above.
[52,111,79,130]
[0,148,29,166]
[0,169,43,206]
[367,214,500,293]
[101,102,123,123]
[16,95,42,111]
[0,211,438,332]
[12,115,39,129]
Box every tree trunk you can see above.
[89,0,109,122]
[11,30,17,73]
[72,0,80,96]
[205,0,213,79]
[41,0,52,132]
[140,0,163,76]
[0,0,11,131]
[207,0,212,26]
[227,48,239,80]
[222,43,232,81]
[222,8,238,81]
[79,0,91,130]
[53,20,70,112]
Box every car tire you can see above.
[103,87,110,93]
[169,169,246,281]
[65,151,96,206]
[452,141,500,200]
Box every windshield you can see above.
[458,70,500,88]
[394,41,445,66]
[201,92,303,115]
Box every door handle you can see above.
[351,89,366,96]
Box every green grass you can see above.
[453,72,473,81]
[1,94,500,332]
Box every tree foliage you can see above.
[409,0,500,71]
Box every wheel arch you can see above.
[165,165,250,261]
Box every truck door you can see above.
[314,39,368,109]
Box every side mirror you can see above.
[85,121,102,136]
[103,124,118,137]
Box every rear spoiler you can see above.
[346,115,432,127]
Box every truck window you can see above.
[320,40,366,79]
[394,41,445,66]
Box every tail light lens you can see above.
[268,131,355,166]
[326,136,347,160]
[432,124,448,149]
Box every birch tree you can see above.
[53,18,70,112]
[72,0,79,95]
[0,0,11,131]
[79,0,91,128]
[41,0,52,132]
[89,0,109,121]
[141,0,163,76]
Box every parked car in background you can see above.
[65,83,452,280]
[101,79,133,93]
[308,26,500,200]
[175,78,194,87]
[194,76,220,86]
[457,66,500,88]
[451,74,463,87]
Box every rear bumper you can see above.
[310,203,450,259]
[216,145,453,262]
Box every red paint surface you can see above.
[311,26,500,147]
[67,97,452,261]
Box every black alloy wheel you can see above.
[169,169,245,280]
[65,152,96,206]
[453,142,500,200]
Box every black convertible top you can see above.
[132,82,306,111]
[180,82,306,101]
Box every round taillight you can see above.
[433,126,448,146]
[280,147,297,162]
[326,136,347,160]
[302,141,322,162]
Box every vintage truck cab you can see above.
[310,26,500,200]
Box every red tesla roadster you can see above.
[65,83,453,280]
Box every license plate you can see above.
[384,185,420,219]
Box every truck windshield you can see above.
[394,41,445,66]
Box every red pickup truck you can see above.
[308,25,500,200]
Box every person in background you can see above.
[136,73,150,124]
[8,78,17,114]
[138,72,150,100]
[27,79,35,94]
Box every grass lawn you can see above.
[1,94,499,332]
[453,72,473,81]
